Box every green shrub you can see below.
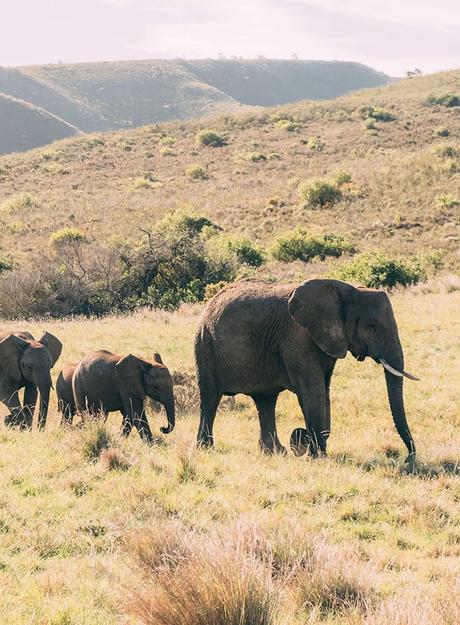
[1,192,40,212]
[83,137,105,150]
[276,119,300,132]
[357,106,396,121]
[330,252,425,288]
[226,238,265,267]
[159,146,176,156]
[50,228,88,249]
[299,178,342,208]
[436,194,459,209]
[432,144,459,158]
[332,171,352,186]
[196,129,226,147]
[306,138,324,151]
[0,257,14,273]
[185,165,209,180]
[247,152,267,162]
[204,281,229,301]
[270,229,356,263]
[159,135,176,146]
[427,93,460,108]
[434,126,449,137]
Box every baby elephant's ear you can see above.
[38,332,62,366]
[152,352,163,365]
[0,334,29,381]
[115,354,149,399]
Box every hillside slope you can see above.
[0,68,458,314]
[0,92,79,155]
[0,59,389,154]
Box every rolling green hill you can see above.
[0,68,458,317]
[0,60,389,154]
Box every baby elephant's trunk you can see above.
[160,395,175,434]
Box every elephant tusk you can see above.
[379,358,420,381]
[379,358,403,377]
[402,370,420,381]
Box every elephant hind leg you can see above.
[252,393,285,455]
[197,391,221,447]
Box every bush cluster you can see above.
[0,212,243,318]
[270,229,356,263]
[196,129,226,147]
[299,178,342,208]
[330,252,426,288]
[357,106,396,122]
[427,93,460,108]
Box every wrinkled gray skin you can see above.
[56,363,77,425]
[195,279,417,463]
[72,350,175,443]
[0,331,62,430]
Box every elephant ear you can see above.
[38,331,62,366]
[0,334,29,381]
[288,279,356,359]
[152,352,163,365]
[115,354,150,400]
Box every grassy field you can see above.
[0,285,458,624]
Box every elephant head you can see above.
[115,352,175,434]
[0,331,62,429]
[288,279,418,463]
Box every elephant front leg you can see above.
[123,396,153,444]
[296,379,329,457]
[252,393,286,455]
[23,384,38,429]
[3,390,28,430]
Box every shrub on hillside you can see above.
[330,252,426,288]
[276,119,300,131]
[196,129,226,147]
[332,171,352,186]
[427,93,460,108]
[1,192,40,212]
[50,227,88,249]
[433,126,449,137]
[299,178,342,208]
[357,106,396,121]
[247,152,267,162]
[432,144,459,158]
[436,194,459,209]
[270,229,356,263]
[306,138,324,151]
[225,237,265,267]
[185,165,209,180]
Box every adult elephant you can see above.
[72,350,175,442]
[195,279,418,463]
[0,331,62,430]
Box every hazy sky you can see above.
[1,0,459,75]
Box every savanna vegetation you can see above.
[0,68,458,624]
[0,60,389,153]
[0,69,459,316]
[0,284,458,624]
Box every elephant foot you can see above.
[259,438,287,456]
[197,436,214,449]
[290,428,315,457]
[4,414,31,430]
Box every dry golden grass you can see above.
[0,286,458,623]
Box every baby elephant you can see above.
[56,363,77,425]
[72,350,175,443]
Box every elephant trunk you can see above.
[383,341,416,463]
[37,371,53,430]
[160,393,175,434]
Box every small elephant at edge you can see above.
[0,331,62,429]
[56,363,77,425]
[72,350,175,442]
